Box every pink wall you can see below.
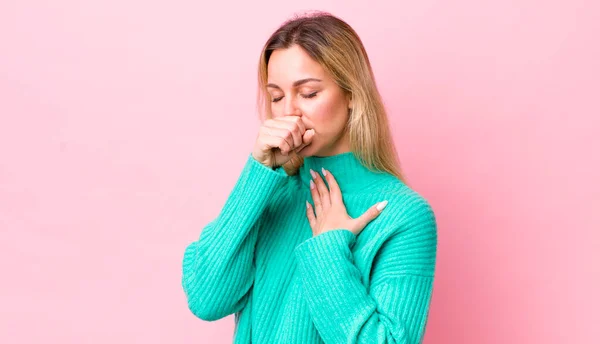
[1,1,598,343]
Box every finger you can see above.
[354,200,388,232]
[278,115,306,134]
[272,116,305,150]
[268,120,302,150]
[305,200,317,229]
[309,177,322,217]
[311,169,331,210]
[294,129,315,152]
[321,168,343,204]
[261,126,293,155]
[263,125,296,154]
[260,129,293,155]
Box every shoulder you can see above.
[372,176,437,235]
[366,180,438,279]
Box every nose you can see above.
[283,94,301,117]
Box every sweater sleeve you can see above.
[182,153,288,321]
[293,199,438,344]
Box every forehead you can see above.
[267,45,326,83]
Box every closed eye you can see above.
[272,92,318,103]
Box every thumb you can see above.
[354,200,388,231]
[294,129,315,152]
[304,128,315,140]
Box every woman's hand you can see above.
[305,167,388,237]
[252,115,315,169]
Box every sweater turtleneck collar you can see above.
[298,151,387,193]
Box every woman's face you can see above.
[267,44,352,157]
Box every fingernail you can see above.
[310,169,316,179]
[321,167,327,176]
[376,200,388,211]
[310,180,315,189]
[306,200,310,209]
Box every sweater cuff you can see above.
[293,229,358,291]
[247,153,289,179]
[294,229,357,254]
[293,229,375,339]
[292,229,359,286]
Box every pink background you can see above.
[1,1,598,343]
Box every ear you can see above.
[345,92,353,110]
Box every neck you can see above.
[298,151,385,193]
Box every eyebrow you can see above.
[266,78,322,89]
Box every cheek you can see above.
[304,96,347,130]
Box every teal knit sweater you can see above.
[182,151,438,343]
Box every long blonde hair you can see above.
[256,11,408,185]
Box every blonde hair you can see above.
[256,11,408,185]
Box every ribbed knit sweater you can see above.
[182,151,438,343]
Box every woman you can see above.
[182,11,437,344]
